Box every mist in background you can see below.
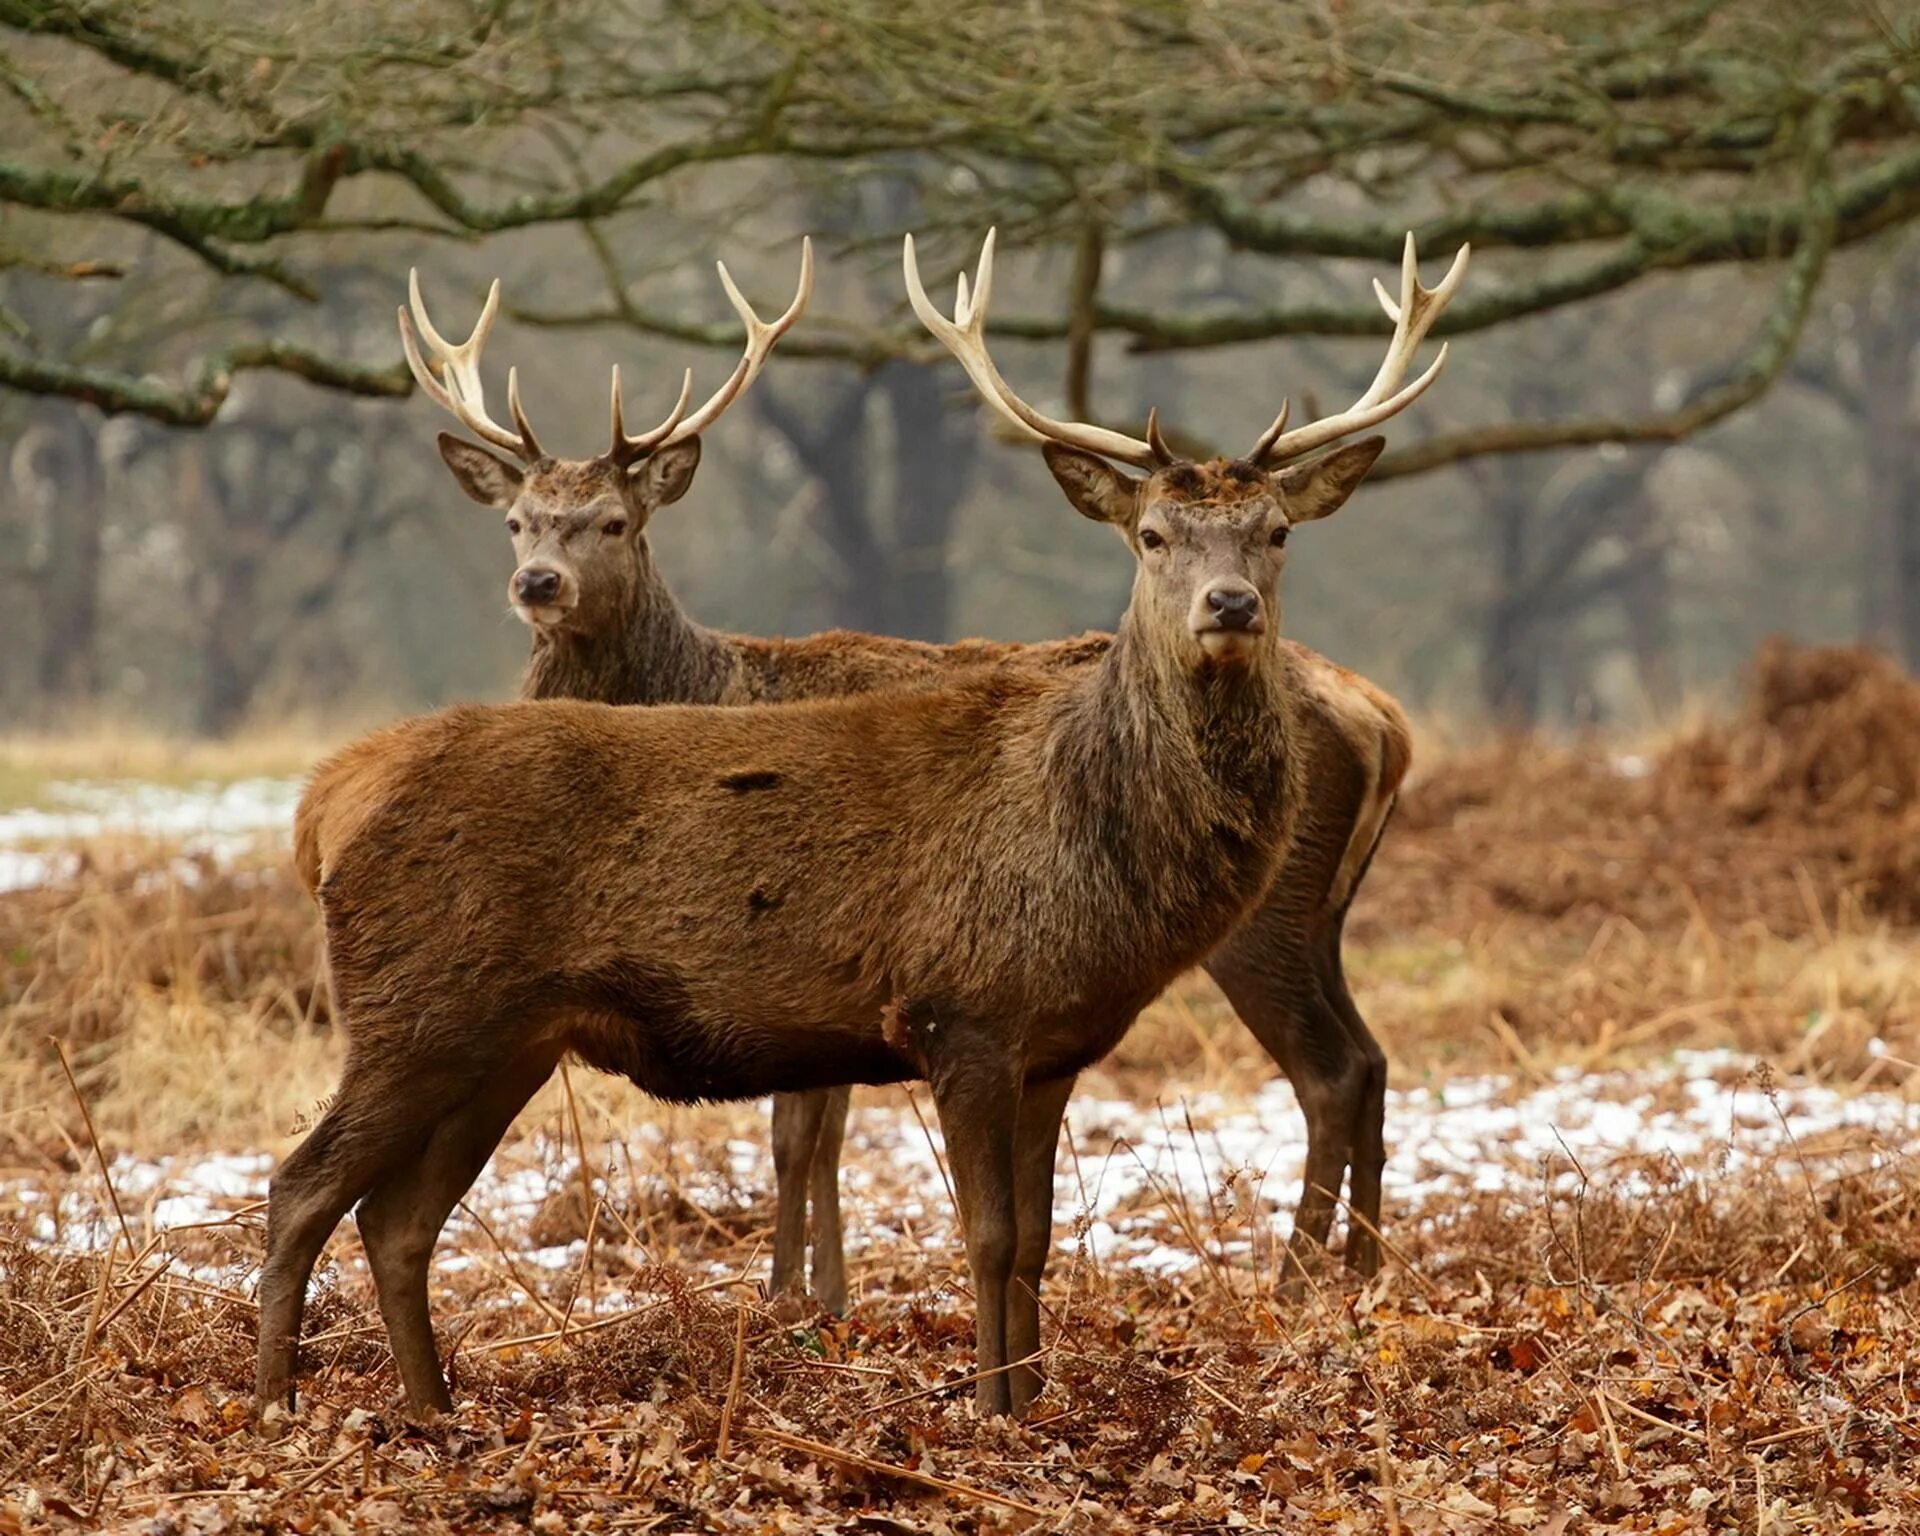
[5,2,1916,735]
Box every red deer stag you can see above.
[398,237,1459,1324]
[257,233,1457,1420]
[399,240,859,1308]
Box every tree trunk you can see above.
[1894,438,1920,670]
[1478,476,1543,722]
[21,411,105,711]
[757,372,899,633]
[181,439,269,736]
[877,360,974,642]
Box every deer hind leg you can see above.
[255,1053,447,1413]
[1204,912,1366,1288]
[1324,803,1396,1277]
[769,1091,829,1302]
[355,1040,563,1415]
[924,1027,1023,1418]
[1006,1073,1072,1417]
[805,1084,852,1314]
[1319,936,1388,1276]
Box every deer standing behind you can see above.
[402,235,1453,1314]
[258,231,1459,1421]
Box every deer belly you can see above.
[1024,998,1151,1083]
[562,960,914,1102]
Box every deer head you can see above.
[905,229,1467,672]
[400,241,813,630]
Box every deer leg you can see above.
[1324,805,1395,1277]
[1204,912,1364,1287]
[356,1040,562,1414]
[1322,939,1389,1277]
[768,1091,828,1301]
[256,1054,449,1412]
[925,1034,1022,1418]
[1006,1073,1072,1417]
[806,1084,852,1313]
[1276,1000,1362,1289]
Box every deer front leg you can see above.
[925,1031,1022,1418]
[1006,1073,1073,1416]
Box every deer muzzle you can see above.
[510,565,574,625]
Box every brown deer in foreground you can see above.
[398,235,1457,1321]
[257,233,1459,1420]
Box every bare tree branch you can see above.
[0,343,412,424]
[1375,112,1843,479]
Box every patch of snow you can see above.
[0,777,302,892]
[10,1052,1913,1290]
[0,850,53,890]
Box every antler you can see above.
[609,237,814,463]
[399,272,544,461]
[401,239,813,466]
[903,228,1171,471]
[1247,233,1470,467]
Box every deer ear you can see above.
[1042,442,1141,527]
[436,433,523,509]
[1271,435,1386,524]
[629,437,702,509]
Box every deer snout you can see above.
[1194,580,1265,631]
[511,565,566,611]
[514,567,561,605]
[1205,586,1263,632]
[1191,580,1267,661]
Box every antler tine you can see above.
[1355,233,1471,410]
[904,230,1026,440]
[1247,399,1292,465]
[1249,234,1469,467]
[1373,234,1471,328]
[1144,407,1175,467]
[631,236,812,450]
[506,367,543,461]
[399,270,538,461]
[608,364,695,462]
[903,228,1164,471]
[398,305,460,417]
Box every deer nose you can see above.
[513,567,561,606]
[1205,586,1263,632]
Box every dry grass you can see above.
[0,721,350,812]
[2,641,1918,1530]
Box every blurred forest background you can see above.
[3,0,1918,735]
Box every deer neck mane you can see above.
[1049,604,1298,889]
[519,538,740,707]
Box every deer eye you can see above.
[1139,528,1166,552]
[505,518,522,536]
[1270,525,1289,547]
[602,518,628,538]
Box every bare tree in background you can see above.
[754,360,978,639]
[169,409,402,733]
[4,0,1919,723]
[1797,233,1920,669]
[6,0,1911,437]
[7,405,104,713]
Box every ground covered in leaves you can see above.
[2,1124,1915,1533]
